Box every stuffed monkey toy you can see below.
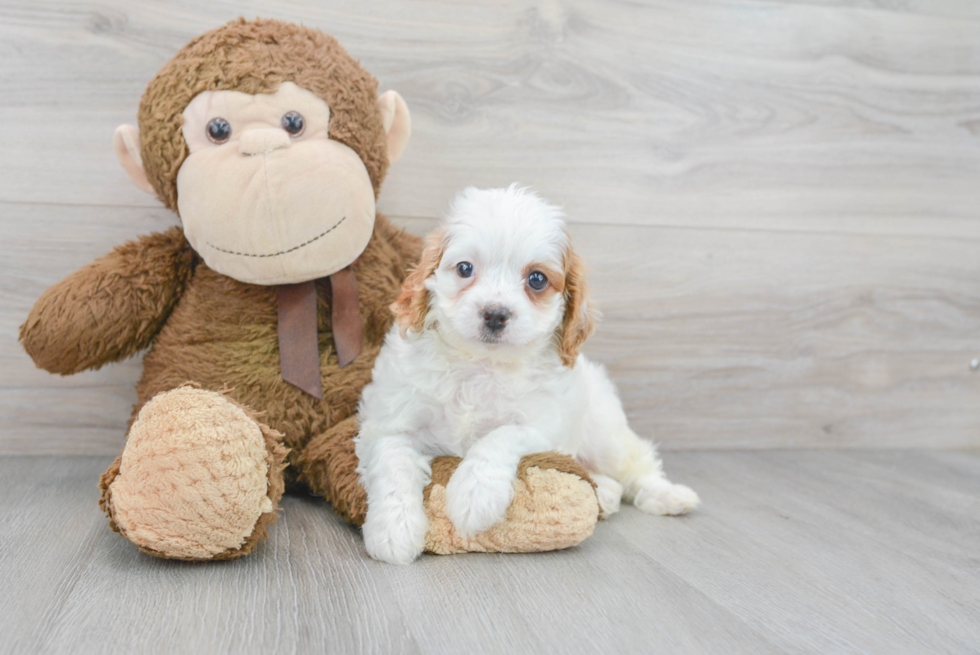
[20,18,599,561]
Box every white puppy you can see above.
[356,186,700,565]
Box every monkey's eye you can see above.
[206,117,231,144]
[456,262,474,278]
[528,271,548,291]
[281,111,305,137]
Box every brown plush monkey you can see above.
[20,18,599,561]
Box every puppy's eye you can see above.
[206,117,231,144]
[528,271,548,291]
[456,262,474,278]
[281,111,305,137]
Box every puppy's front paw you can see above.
[591,474,623,517]
[634,483,701,516]
[445,459,516,538]
[362,501,428,565]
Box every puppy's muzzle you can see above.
[481,305,511,333]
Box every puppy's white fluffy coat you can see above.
[357,186,699,565]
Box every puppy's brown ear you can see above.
[391,230,447,334]
[557,246,598,367]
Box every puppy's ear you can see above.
[391,230,447,334]
[557,245,598,367]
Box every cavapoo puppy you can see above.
[356,185,700,564]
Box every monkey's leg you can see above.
[295,416,367,525]
[99,386,288,561]
[297,420,599,554]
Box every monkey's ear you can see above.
[112,125,155,194]
[378,91,411,166]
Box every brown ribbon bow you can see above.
[276,267,363,399]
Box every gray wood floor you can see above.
[3,450,977,655]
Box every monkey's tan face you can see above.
[175,82,376,285]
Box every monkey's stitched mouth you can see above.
[206,215,347,258]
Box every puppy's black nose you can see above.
[482,306,511,332]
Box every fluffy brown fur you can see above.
[130,217,418,472]
[20,229,197,375]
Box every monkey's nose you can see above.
[482,306,512,333]
[239,128,292,155]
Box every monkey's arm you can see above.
[20,226,196,375]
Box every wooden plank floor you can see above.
[2,451,977,654]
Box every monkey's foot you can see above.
[423,452,599,555]
[99,386,288,560]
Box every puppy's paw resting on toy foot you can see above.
[424,452,600,555]
[444,457,517,538]
[99,386,288,560]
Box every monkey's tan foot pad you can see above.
[99,386,288,561]
[423,452,600,555]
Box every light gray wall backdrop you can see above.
[2,0,979,454]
